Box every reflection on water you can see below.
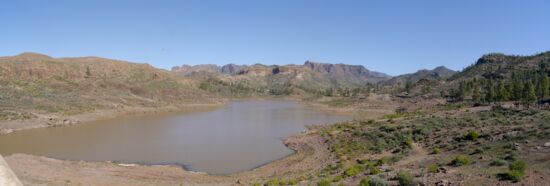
[0,100,350,174]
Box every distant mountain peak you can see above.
[15,52,52,59]
[383,66,457,85]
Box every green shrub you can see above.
[451,155,471,166]
[431,148,441,154]
[376,157,390,166]
[496,160,527,182]
[332,175,342,182]
[403,138,413,149]
[509,160,527,172]
[266,179,280,186]
[344,165,364,177]
[317,179,331,186]
[358,177,369,186]
[396,170,414,186]
[287,179,298,185]
[505,170,524,182]
[490,159,507,166]
[427,164,438,173]
[464,130,479,140]
[369,166,381,175]
[368,176,388,186]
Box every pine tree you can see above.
[511,75,523,101]
[405,81,413,94]
[455,81,468,101]
[538,74,550,98]
[472,85,483,103]
[523,81,537,106]
[485,80,496,103]
[496,80,510,101]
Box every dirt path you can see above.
[395,143,429,168]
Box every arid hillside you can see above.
[172,61,390,97]
[0,52,221,123]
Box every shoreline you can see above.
[4,128,333,185]
[0,102,226,135]
[0,98,390,185]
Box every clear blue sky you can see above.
[1,0,549,75]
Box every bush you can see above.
[376,157,390,166]
[358,177,369,186]
[464,130,479,140]
[279,179,297,185]
[368,176,388,186]
[369,166,381,175]
[403,138,413,149]
[427,164,438,173]
[287,179,298,185]
[497,160,527,182]
[266,179,280,186]
[396,170,414,186]
[490,159,507,166]
[431,148,441,154]
[509,160,527,172]
[317,179,331,186]
[505,170,524,182]
[332,175,342,182]
[451,155,471,166]
[344,165,364,177]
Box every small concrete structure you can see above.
[0,155,23,186]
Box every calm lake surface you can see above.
[0,100,350,174]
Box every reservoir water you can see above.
[0,100,350,174]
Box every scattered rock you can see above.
[437,167,448,174]
[513,143,520,150]
[436,179,451,186]
[0,128,14,134]
[544,142,550,147]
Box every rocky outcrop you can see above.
[173,61,391,85]
[171,64,220,75]
[303,61,391,84]
[221,64,247,74]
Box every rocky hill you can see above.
[448,52,550,82]
[303,61,391,84]
[383,66,456,85]
[172,61,390,97]
[0,52,220,121]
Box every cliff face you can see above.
[171,64,220,75]
[221,64,247,74]
[303,61,391,84]
[172,61,391,86]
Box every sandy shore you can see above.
[4,129,332,185]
